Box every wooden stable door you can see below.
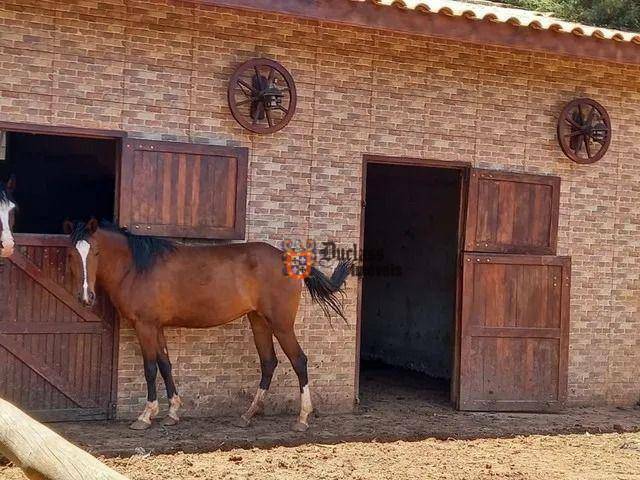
[458,253,570,411]
[118,140,248,239]
[458,169,570,412]
[0,238,117,421]
[464,169,560,255]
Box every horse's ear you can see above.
[6,174,15,192]
[87,218,99,234]
[62,220,74,235]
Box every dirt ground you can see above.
[4,432,639,480]
[3,366,640,479]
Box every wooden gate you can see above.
[0,236,117,421]
[458,169,571,412]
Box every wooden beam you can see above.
[0,121,126,139]
[468,326,561,339]
[8,251,105,325]
[0,322,104,334]
[192,0,640,65]
[0,397,128,480]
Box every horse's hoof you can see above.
[234,416,252,428]
[162,416,179,427]
[291,421,309,432]
[129,420,152,430]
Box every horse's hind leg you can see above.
[157,328,182,426]
[273,329,312,432]
[237,311,278,427]
[130,322,161,430]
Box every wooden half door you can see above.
[464,169,560,254]
[118,140,248,239]
[0,237,117,421]
[458,168,570,412]
[458,253,570,411]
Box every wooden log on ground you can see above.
[0,397,128,480]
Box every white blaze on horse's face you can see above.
[75,240,91,304]
[0,200,16,257]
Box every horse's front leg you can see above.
[129,322,161,430]
[157,328,182,426]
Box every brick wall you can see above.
[1,0,639,416]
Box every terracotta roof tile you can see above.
[351,0,640,44]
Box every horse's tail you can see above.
[304,261,351,323]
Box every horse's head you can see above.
[64,218,99,307]
[0,175,17,258]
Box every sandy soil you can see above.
[2,366,640,479]
[2,432,640,479]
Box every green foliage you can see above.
[498,0,640,32]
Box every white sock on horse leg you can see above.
[242,388,267,420]
[137,400,159,424]
[168,395,182,420]
[298,385,313,426]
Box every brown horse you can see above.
[0,175,17,258]
[63,219,349,431]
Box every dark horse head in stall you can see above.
[0,175,16,257]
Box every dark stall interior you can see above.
[360,162,461,401]
[0,132,117,234]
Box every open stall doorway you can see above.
[0,131,118,234]
[359,160,463,407]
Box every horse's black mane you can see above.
[69,220,176,273]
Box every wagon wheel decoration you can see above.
[557,98,611,164]
[227,58,297,134]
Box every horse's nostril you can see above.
[89,292,96,303]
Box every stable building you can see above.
[0,0,639,421]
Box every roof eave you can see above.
[193,0,640,65]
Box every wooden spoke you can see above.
[265,109,274,128]
[564,117,582,129]
[583,135,593,158]
[267,67,275,84]
[276,105,288,114]
[564,130,583,138]
[586,106,595,125]
[237,79,255,95]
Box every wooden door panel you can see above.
[469,262,562,329]
[467,337,559,403]
[119,140,248,239]
[459,253,570,412]
[465,169,560,254]
[0,237,117,421]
